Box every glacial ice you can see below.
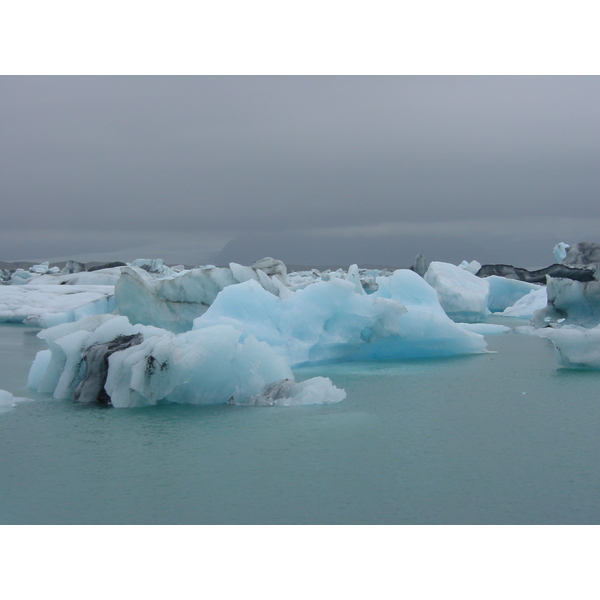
[485,276,542,313]
[10,269,37,285]
[194,270,487,366]
[458,259,482,275]
[114,260,291,333]
[557,242,600,272]
[532,325,600,369]
[131,258,175,276]
[0,389,15,408]
[27,267,124,286]
[553,242,570,264]
[243,377,346,406]
[0,284,115,326]
[531,278,600,328]
[423,262,540,316]
[455,322,510,335]
[501,287,548,319]
[424,261,491,321]
[0,389,31,411]
[27,314,344,407]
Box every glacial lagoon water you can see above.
[1,321,600,524]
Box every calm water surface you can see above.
[1,322,599,524]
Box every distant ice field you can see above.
[2,320,600,525]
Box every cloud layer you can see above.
[2,76,599,266]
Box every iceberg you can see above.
[531,278,600,328]
[533,325,600,369]
[484,275,542,313]
[242,377,346,406]
[458,259,482,275]
[27,314,343,408]
[410,254,429,277]
[501,287,548,319]
[557,242,600,271]
[0,389,16,409]
[113,258,292,333]
[131,258,175,276]
[10,269,37,285]
[455,323,510,335]
[424,261,490,322]
[0,284,115,326]
[26,267,124,287]
[194,270,487,366]
[553,242,570,263]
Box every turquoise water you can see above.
[1,322,600,524]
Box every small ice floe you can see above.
[242,377,346,407]
[0,389,33,411]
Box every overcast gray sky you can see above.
[1,76,599,268]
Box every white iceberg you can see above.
[27,314,344,408]
[0,284,115,326]
[553,242,570,263]
[424,261,491,322]
[533,325,600,369]
[458,259,482,275]
[242,377,345,406]
[0,389,16,408]
[114,259,291,334]
[455,323,510,335]
[502,287,548,319]
[10,269,37,285]
[26,267,125,287]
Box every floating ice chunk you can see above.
[346,264,366,294]
[131,258,175,276]
[250,257,287,282]
[27,349,52,390]
[10,269,36,285]
[501,287,548,319]
[0,284,115,325]
[558,242,600,270]
[553,242,570,263]
[114,266,237,333]
[411,254,429,277]
[115,260,291,333]
[458,260,482,275]
[27,268,124,286]
[367,269,487,358]
[194,278,410,365]
[485,276,542,313]
[424,261,490,322]
[195,272,486,365]
[533,325,600,369]
[455,323,510,335]
[29,262,50,274]
[61,260,86,274]
[229,262,259,284]
[243,377,346,406]
[0,389,15,408]
[27,314,314,408]
[531,278,600,328]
